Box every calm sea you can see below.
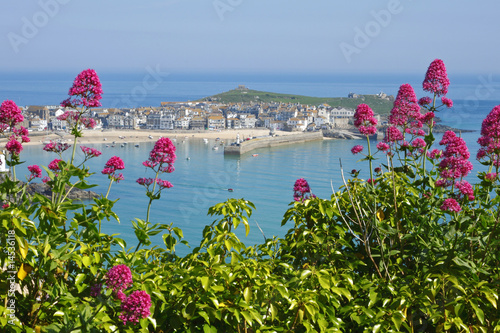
[3,72,500,255]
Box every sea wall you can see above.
[224,131,324,155]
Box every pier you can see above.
[224,132,324,155]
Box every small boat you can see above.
[203,138,208,144]
[252,154,259,157]
[228,188,234,192]
[212,146,219,150]
[121,144,125,147]
[135,144,140,148]
[148,135,153,139]
[186,157,190,160]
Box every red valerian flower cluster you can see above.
[353,103,378,136]
[0,100,24,132]
[143,137,176,173]
[436,131,474,212]
[61,69,103,108]
[438,131,473,183]
[119,290,152,325]
[92,265,152,326]
[56,110,96,130]
[440,198,462,212]
[477,105,500,167]
[351,145,363,155]
[105,264,133,294]
[80,146,102,159]
[43,141,71,154]
[293,178,315,202]
[48,158,63,172]
[102,156,125,183]
[27,165,42,181]
[423,59,450,97]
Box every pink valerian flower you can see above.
[385,126,404,143]
[43,141,71,154]
[102,156,125,183]
[423,59,450,97]
[81,146,102,158]
[389,84,422,128]
[42,176,50,184]
[156,179,173,189]
[437,131,473,184]
[376,142,390,152]
[136,177,155,186]
[411,138,426,149]
[0,100,24,130]
[353,104,378,136]
[485,172,497,182]
[427,149,442,160]
[143,137,177,173]
[293,178,314,202]
[351,145,364,154]
[374,167,382,173]
[56,110,78,122]
[12,126,30,143]
[105,265,133,294]
[48,159,63,171]
[61,69,103,108]
[5,139,23,156]
[27,165,42,181]
[421,112,435,126]
[440,198,461,212]
[119,290,152,325]
[441,97,453,108]
[418,97,432,106]
[2,203,9,209]
[102,156,125,176]
[477,105,500,166]
[90,283,102,297]
[455,180,474,201]
[80,117,96,129]
[367,178,376,185]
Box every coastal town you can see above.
[17,87,390,135]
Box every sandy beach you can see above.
[6,128,305,147]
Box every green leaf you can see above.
[82,256,92,267]
[243,286,251,303]
[300,270,312,280]
[200,276,210,291]
[469,299,485,325]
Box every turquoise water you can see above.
[18,137,364,254]
[15,110,491,256]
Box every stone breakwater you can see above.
[224,132,324,155]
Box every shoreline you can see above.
[3,128,310,147]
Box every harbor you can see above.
[223,131,324,155]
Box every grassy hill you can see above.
[200,89,394,115]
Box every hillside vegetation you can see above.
[201,89,394,115]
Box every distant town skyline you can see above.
[1,1,499,76]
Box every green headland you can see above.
[201,88,395,115]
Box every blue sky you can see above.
[1,0,499,75]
